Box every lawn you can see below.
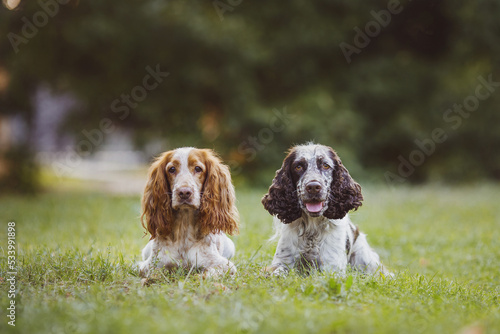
[0,184,499,334]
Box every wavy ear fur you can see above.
[199,149,239,236]
[261,150,302,224]
[323,148,363,220]
[141,151,174,239]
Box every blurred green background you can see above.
[1,0,499,193]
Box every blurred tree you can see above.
[1,0,499,192]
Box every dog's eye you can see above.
[194,166,203,173]
[322,162,331,170]
[168,167,176,174]
[295,165,303,172]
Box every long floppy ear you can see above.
[261,150,302,224]
[323,148,363,220]
[199,149,239,236]
[141,151,174,239]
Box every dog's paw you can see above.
[203,263,237,279]
[137,261,153,278]
[380,270,395,279]
[271,266,289,277]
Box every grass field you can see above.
[1,184,499,334]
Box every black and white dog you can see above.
[262,143,390,276]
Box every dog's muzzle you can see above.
[302,181,327,214]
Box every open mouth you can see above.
[305,201,325,213]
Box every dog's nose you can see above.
[178,187,193,200]
[306,181,322,194]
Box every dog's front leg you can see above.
[138,239,177,277]
[270,234,297,276]
[318,233,350,275]
[214,233,235,260]
[187,240,237,277]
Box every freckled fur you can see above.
[263,143,391,276]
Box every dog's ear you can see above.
[199,149,239,236]
[262,150,302,224]
[141,151,174,239]
[324,148,363,220]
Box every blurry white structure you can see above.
[31,85,149,194]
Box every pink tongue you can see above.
[306,202,323,213]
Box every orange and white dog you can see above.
[138,147,239,277]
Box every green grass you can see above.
[1,185,499,334]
